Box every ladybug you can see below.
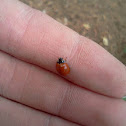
[56,58,70,76]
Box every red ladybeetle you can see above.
[56,58,70,76]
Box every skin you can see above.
[0,0,126,126]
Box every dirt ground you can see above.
[20,0,126,65]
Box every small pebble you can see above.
[83,23,91,30]
[103,37,109,46]
[64,17,68,25]
[42,9,46,14]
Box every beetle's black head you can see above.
[57,58,65,64]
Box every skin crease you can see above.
[0,0,126,126]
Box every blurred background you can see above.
[20,0,126,65]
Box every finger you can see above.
[0,51,126,126]
[0,0,126,98]
[0,96,80,126]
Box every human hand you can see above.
[0,0,126,126]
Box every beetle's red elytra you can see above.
[56,58,70,76]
